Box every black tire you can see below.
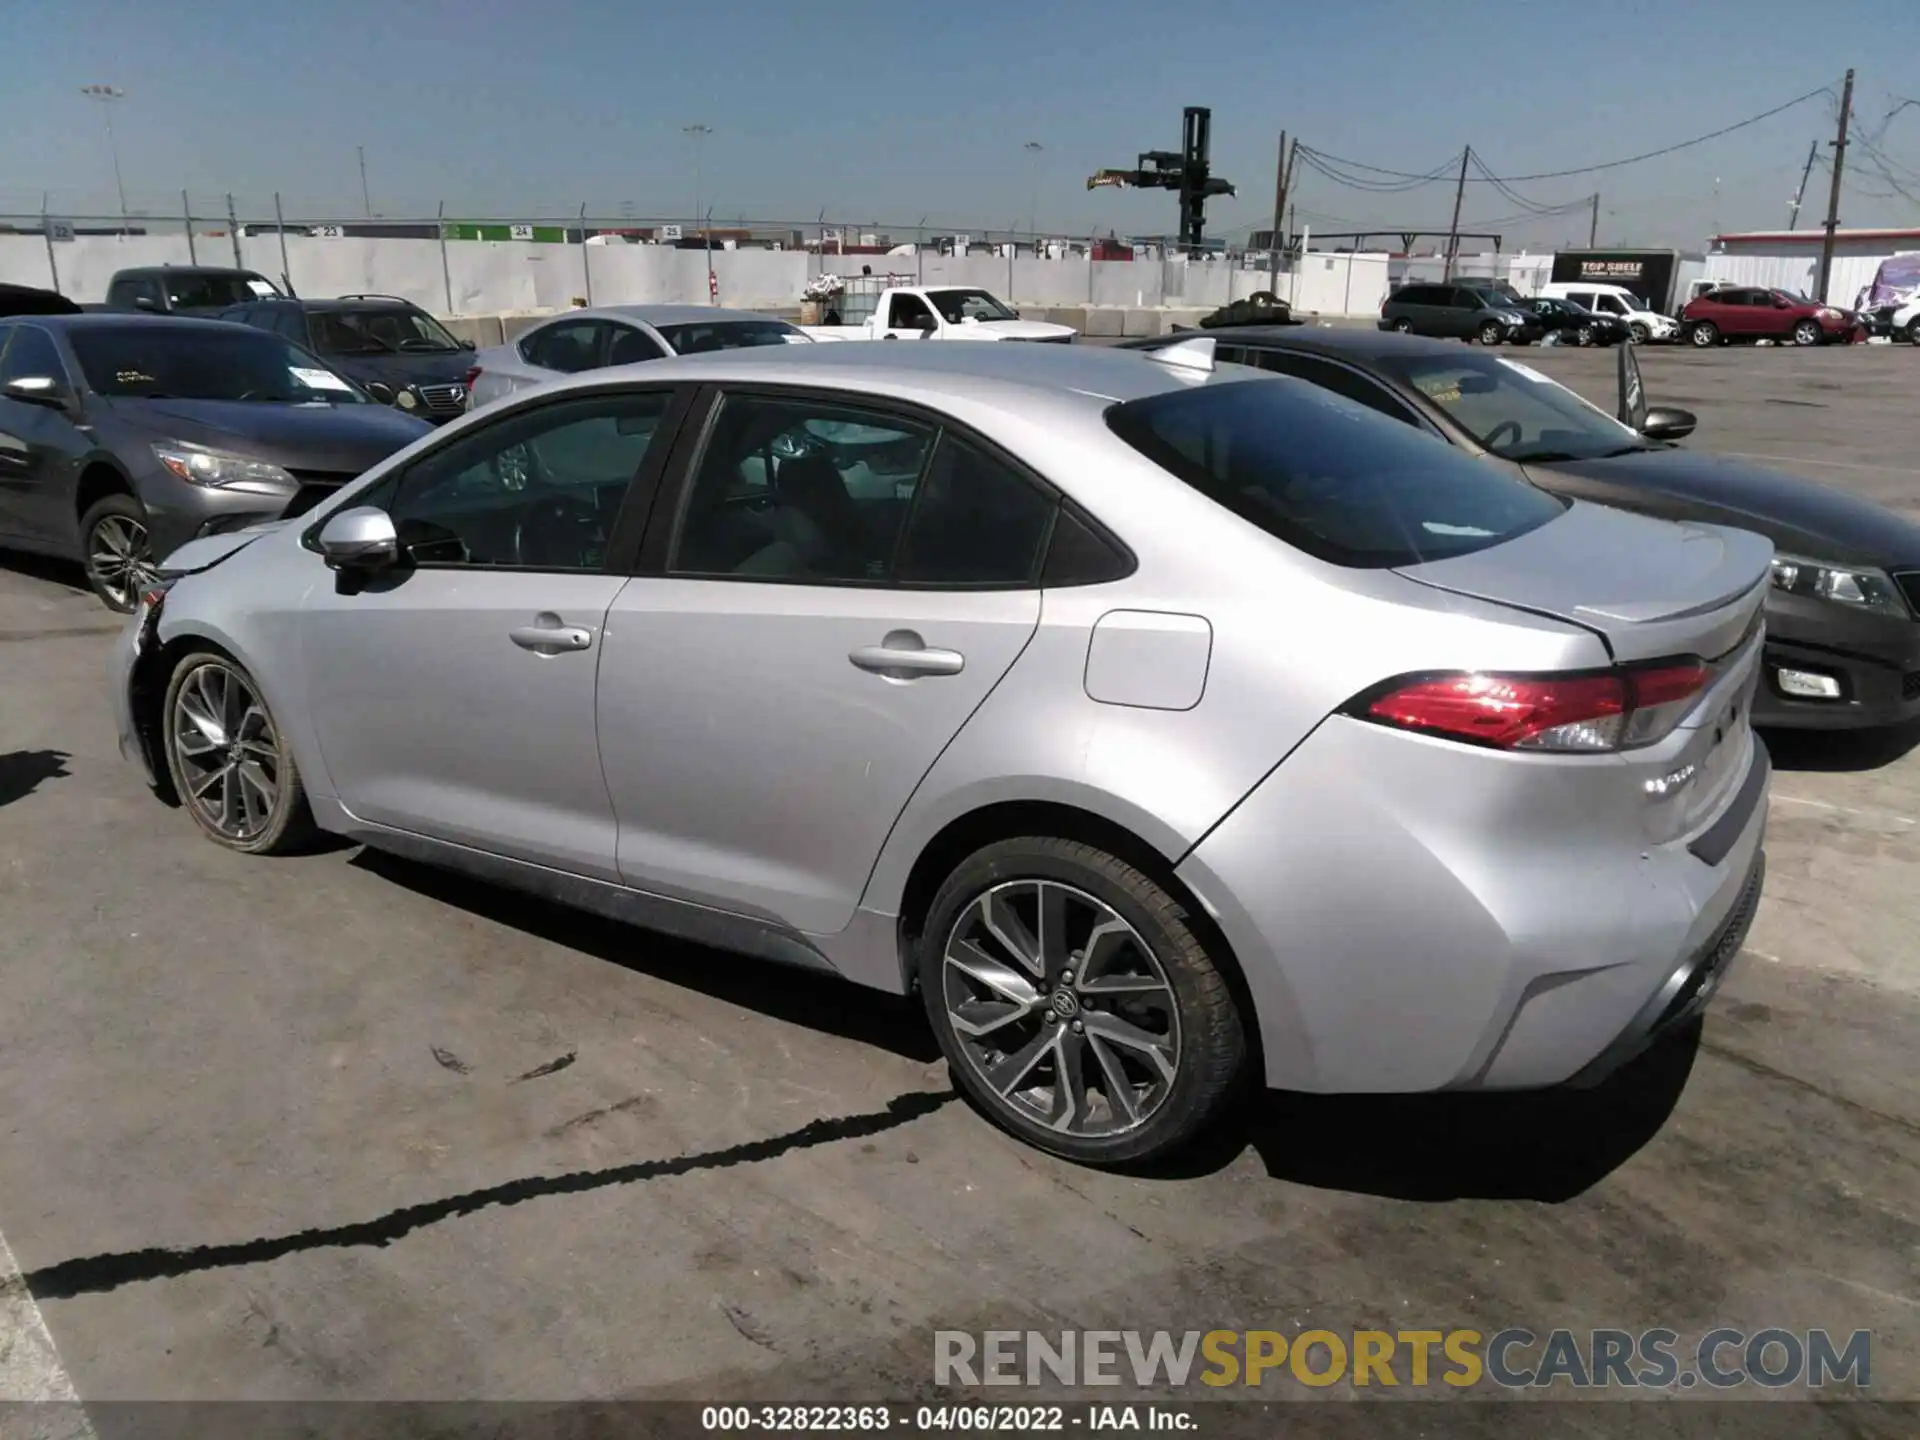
[1791,319,1823,347]
[1476,320,1505,346]
[917,837,1247,1167]
[1577,324,1596,347]
[161,650,316,856]
[1629,322,1651,344]
[80,493,156,614]
[1687,320,1719,348]
[1905,319,1920,345]
[1390,317,1414,333]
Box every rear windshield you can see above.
[161,273,278,308]
[655,319,804,354]
[1106,378,1565,568]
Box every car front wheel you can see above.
[1629,322,1651,344]
[918,837,1247,1167]
[81,494,158,614]
[1792,319,1823,347]
[1687,321,1719,347]
[1905,319,1920,344]
[162,651,315,855]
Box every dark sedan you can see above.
[217,296,476,422]
[0,315,431,611]
[1524,296,1630,347]
[1122,326,1920,730]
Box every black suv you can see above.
[105,266,283,315]
[1379,283,1543,345]
[216,295,475,422]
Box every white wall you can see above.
[1,232,1391,317]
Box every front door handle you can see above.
[509,617,594,654]
[849,630,965,679]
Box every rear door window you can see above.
[1106,378,1564,568]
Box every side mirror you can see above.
[316,506,400,571]
[1773,297,1792,309]
[918,317,938,334]
[133,295,157,311]
[1640,406,1697,442]
[2,376,73,411]
[460,338,476,351]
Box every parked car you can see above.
[1537,282,1681,344]
[113,340,1770,1166]
[0,314,430,611]
[466,306,808,408]
[104,266,283,316]
[0,282,83,318]
[1379,284,1544,345]
[1447,276,1529,304]
[1681,287,1860,347]
[1121,327,1920,730]
[1523,296,1630,347]
[218,294,476,422]
[795,285,1076,344]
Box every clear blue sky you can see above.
[3,0,1917,249]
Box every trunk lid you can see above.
[1394,499,1772,665]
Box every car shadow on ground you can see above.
[1762,720,1920,772]
[1148,1021,1701,1202]
[348,848,942,1064]
[0,749,71,807]
[0,548,91,598]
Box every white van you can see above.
[1537,282,1680,343]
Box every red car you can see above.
[1681,286,1863,348]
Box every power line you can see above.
[1297,84,1835,190]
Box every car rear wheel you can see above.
[1477,320,1505,346]
[1390,317,1414,333]
[1629,322,1651,344]
[918,837,1246,1167]
[1905,319,1920,344]
[81,494,157,614]
[1791,319,1823,347]
[1687,321,1719,347]
[162,651,315,855]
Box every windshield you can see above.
[163,273,278,308]
[69,325,367,403]
[927,289,1020,323]
[311,306,462,355]
[1106,378,1565,568]
[1380,352,1644,462]
[655,319,805,353]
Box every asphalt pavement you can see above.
[0,343,1916,1425]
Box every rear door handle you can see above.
[509,621,594,654]
[849,632,965,679]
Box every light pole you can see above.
[357,145,372,218]
[80,84,128,226]
[684,124,713,238]
[1024,140,1043,245]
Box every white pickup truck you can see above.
[799,285,1076,344]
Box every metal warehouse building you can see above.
[1704,227,1920,307]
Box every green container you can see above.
[444,222,567,244]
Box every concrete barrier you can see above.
[1082,309,1126,338]
[440,315,504,348]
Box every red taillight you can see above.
[463,366,482,389]
[1358,661,1708,753]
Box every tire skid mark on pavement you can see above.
[0,1226,93,1432]
[23,1089,956,1301]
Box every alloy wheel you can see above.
[89,513,156,612]
[1793,320,1822,347]
[941,880,1181,1139]
[1478,322,1503,345]
[169,662,283,842]
[1690,323,1716,347]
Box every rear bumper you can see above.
[1175,717,1770,1095]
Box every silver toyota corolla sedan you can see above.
[465,304,808,409]
[110,338,1772,1166]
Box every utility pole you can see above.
[1442,146,1470,281]
[1024,140,1043,243]
[1266,130,1291,291]
[1588,192,1600,247]
[358,145,372,218]
[1788,139,1819,229]
[1815,68,1854,304]
[684,124,713,240]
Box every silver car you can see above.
[111,339,1772,1166]
[466,305,809,408]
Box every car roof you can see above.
[113,266,264,278]
[2,312,249,333]
[549,333,1253,407]
[1128,325,1473,364]
[569,304,789,327]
